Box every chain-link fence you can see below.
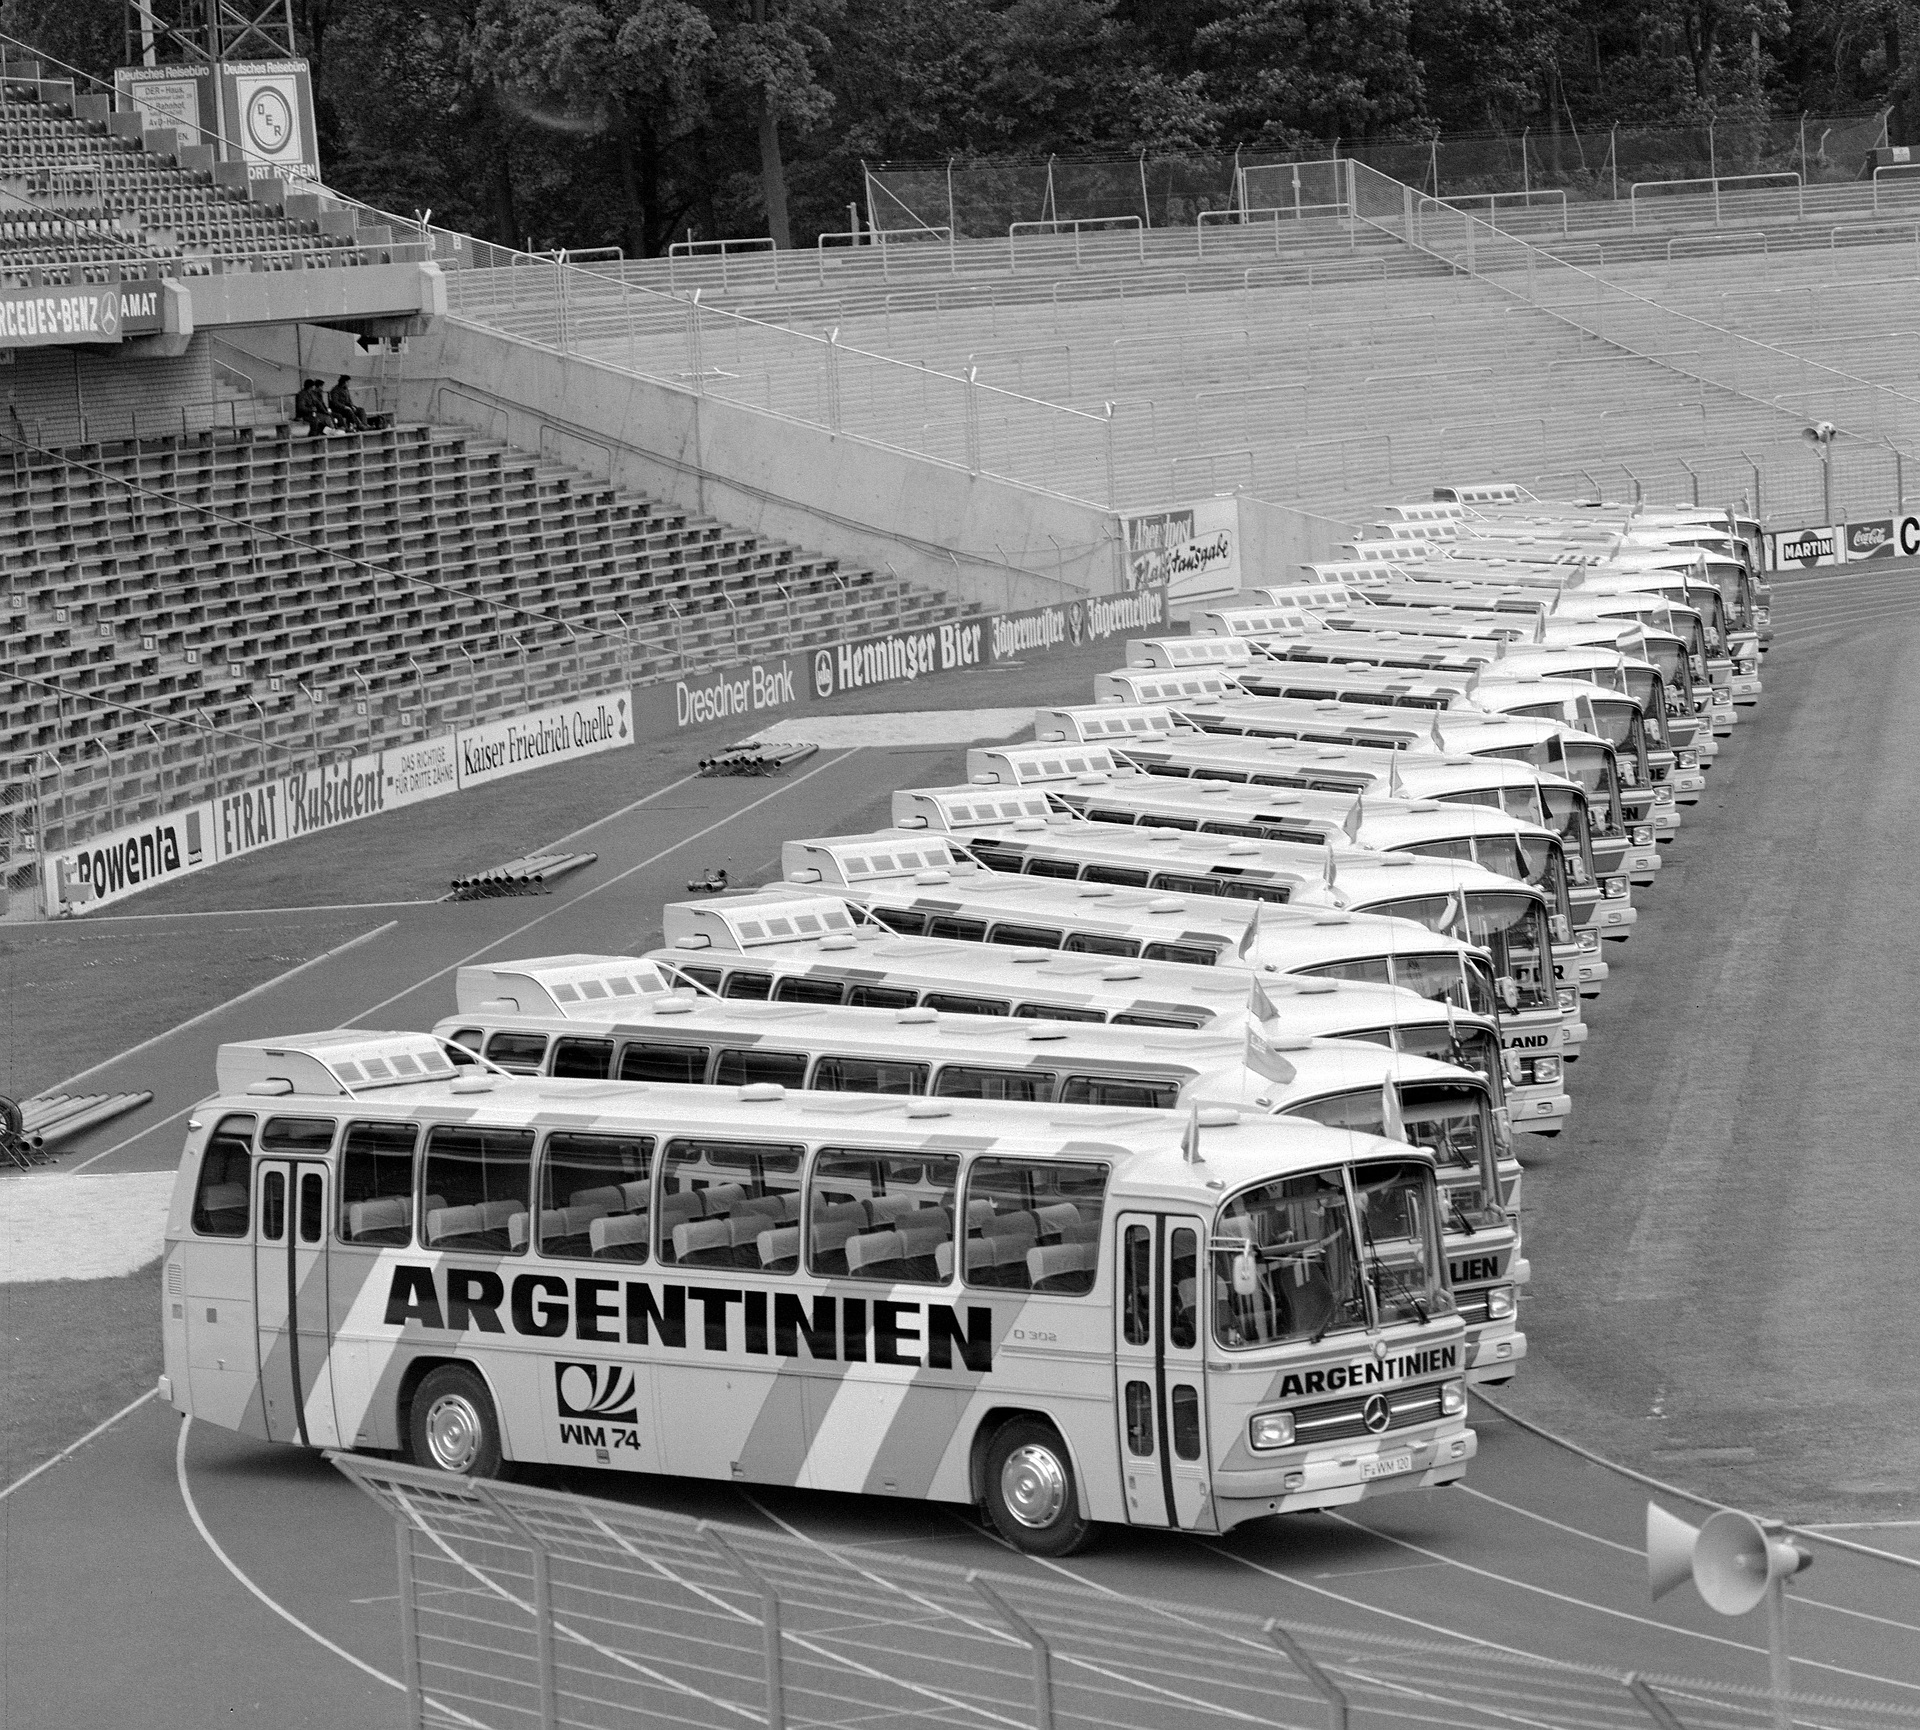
[336,1452,1920,1730]
[867,117,1890,238]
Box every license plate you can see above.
[1361,1452,1414,1481]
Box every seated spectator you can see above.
[328,374,371,432]
[294,378,333,438]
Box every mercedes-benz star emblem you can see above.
[1361,1393,1391,1434]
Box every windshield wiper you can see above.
[1447,1200,1478,1237]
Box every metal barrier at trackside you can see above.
[333,1452,1919,1730]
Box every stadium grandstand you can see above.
[1,16,1911,921]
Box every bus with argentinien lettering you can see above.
[159,1031,1475,1553]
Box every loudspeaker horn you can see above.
[1646,1502,1700,1603]
[1694,1510,1812,1616]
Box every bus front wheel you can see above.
[409,1365,505,1478]
[983,1419,1093,1556]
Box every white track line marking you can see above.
[63,1105,194,1176]
[345,749,860,1024]
[1325,1511,1920,1689]
[173,1418,489,1729]
[38,920,399,1099]
[0,1386,155,1504]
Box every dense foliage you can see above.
[3,0,1910,252]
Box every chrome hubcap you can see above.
[424,1393,483,1472]
[1000,1444,1068,1528]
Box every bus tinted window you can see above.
[1113,1012,1203,1029]
[446,1029,482,1066]
[191,1115,255,1237]
[1012,1003,1104,1022]
[338,1121,418,1245]
[677,965,723,992]
[963,1157,1107,1294]
[988,923,1062,950]
[539,1132,655,1261]
[1122,1224,1151,1343]
[261,1117,335,1154]
[929,915,989,941]
[722,972,773,1001]
[1213,1170,1367,1348]
[659,1139,803,1271]
[845,985,918,1009]
[485,1032,548,1074]
[811,1056,928,1095]
[1083,864,1149,886]
[871,908,925,934]
[713,1048,810,1089]
[422,1126,534,1254]
[1142,940,1216,965]
[1025,857,1082,879]
[923,992,1009,1016]
[773,976,844,1005]
[933,1067,1055,1102]
[1061,1075,1181,1109]
[552,1038,614,1080]
[618,1041,707,1083]
[1170,1227,1198,1349]
[810,1150,958,1284]
[1063,932,1139,957]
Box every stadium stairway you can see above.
[0,417,969,905]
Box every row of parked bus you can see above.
[158,484,1763,1555]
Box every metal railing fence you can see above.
[335,1453,1920,1730]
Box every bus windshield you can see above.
[1620,670,1667,744]
[1353,1159,1453,1326]
[1212,1168,1368,1348]
[1640,643,1693,712]
[1286,1083,1493,1198]
[1296,949,1481,1014]
[1367,893,1551,1011]
[1394,1024,1506,1103]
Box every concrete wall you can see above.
[1235,493,1362,589]
[375,317,1126,612]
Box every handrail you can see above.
[1870,162,1920,213]
[1008,215,1144,268]
[1629,171,1802,230]
[1420,188,1568,238]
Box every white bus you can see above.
[429,987,1527,1383]
[160,1031,1476,1550]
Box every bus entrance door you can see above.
[1114,1212,1215,1531]
[252,1159,340,1448]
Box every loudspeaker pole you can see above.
[1764,1573,1791,1730]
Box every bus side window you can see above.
[1024,858,1082,879]
[928,915,988,941]
[677,965,724,992]
[446,1029,483,1066]
[773,976,844,1005]
[986,922,1061,950]
[845,985,917,1009]
[551,1038,614,1080]
[871,908,925,935]
[659,1139,803,1272]
[1060,1075,1181,1109]
[922,992,1009,1017]
[1063,932,1139,957]
[338,1122,419,1245]
[539,1132,654,1262]
[1112,1012,1204,1029]
[810,1149,958,1285]
[932,1066,1056,1102]
[1083,864,1150,887]
[1169,1227,1198,1349]
[191,1114,257,1237]
[722,972,773,1001]
[1142,941,1216,965]
[1012,1003,1103,1023]
[261,1117,336,1154]
[618,1041,709,1083]
[422,1125,534,1254]
[811,1056,928,1096]
[1300,957,1390,989]
[484,1031,549,1075]
[713,1047,810,1088]
[963,1157,1108,1295]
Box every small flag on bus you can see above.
[1380,1077,1407,1143]
[1430,712,1446,752]
[1322,838,1338,890]
[1236,900,1264,959]
[1181,1101,1203,1164]
[1388,754,1406,798]
[1343,795,1364,842]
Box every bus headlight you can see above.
[1631,826,1654,846]
[1677,750,1699,769]
[1440,1379,1467,1416]
[1485,1286,1516,1321]
[1556,988,1577,1014]
[1603,876,1629,898]
[1250,1411,1296,1450]
[1531,1055,1562,1083]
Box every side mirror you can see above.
[1232,1244,1260,1297]
[1492,1106,1514,1157]
[1498,977,1520,1012]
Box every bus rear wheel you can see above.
[983,1419,1093,1556]
[409,1365,504,1479]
